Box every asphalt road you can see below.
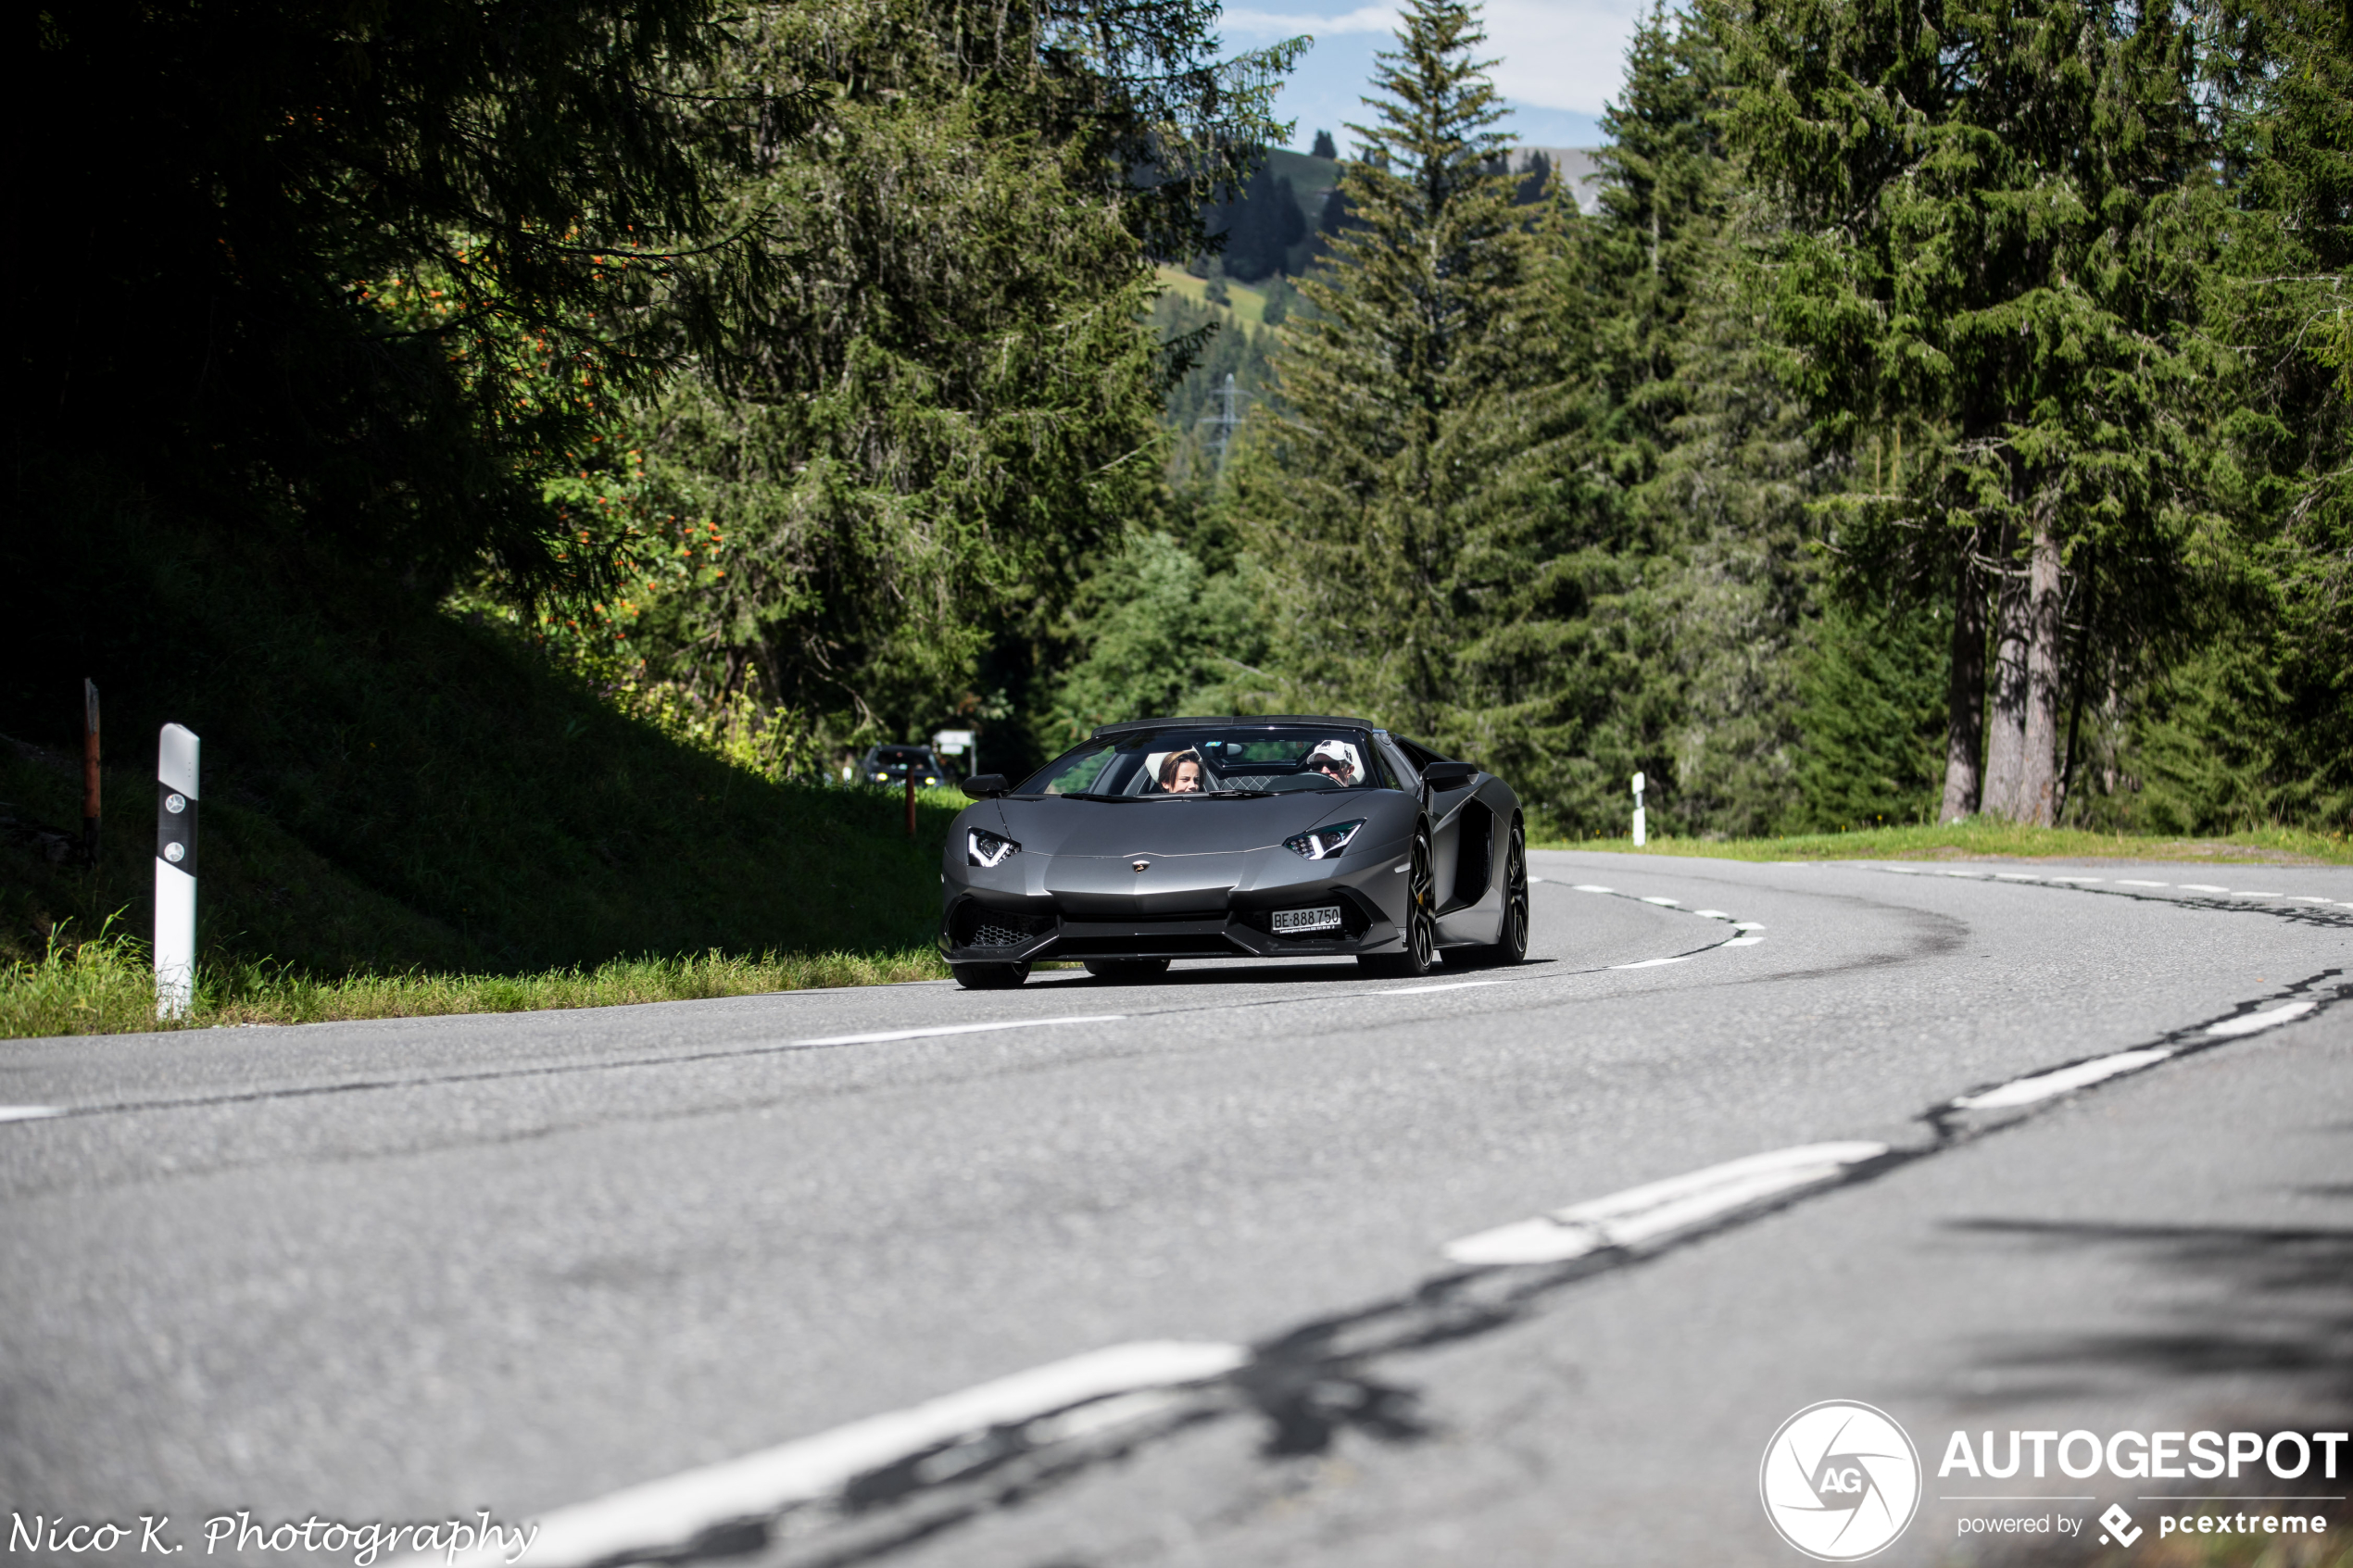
[4,851,2350,1568]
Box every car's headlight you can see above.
[967,828,1022,868]
[1282,819,1365,860]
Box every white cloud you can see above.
[1481,0,1642,115]
[1222,0,1643,118]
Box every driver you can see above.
[1305,740,1358,786]
[1158,749,1207,793]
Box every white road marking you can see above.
[2046,875,2103,883]
[2229,890,2284,898]
[2205,999,2317,1036]
[1442,1142,1888,1267]
[1944,870,1982,878]
[1723,935,1765,947]
[0,1106,61,1124]
[1954,1048,2174,1110]
[1733,922,1766,931]
[1378,980,1511,996]
[1612,955,1696,969]
[2287,895,2330,903]
[1572,884,1614,893]
[1641,896,1680,906]
[791,1015,1126,1048]
[1692,909,1731,919]
[434,1341,1246,1568]
[2178,884,2229,893]
[1994,872,2041,881]
[2118,880,2169,887]
[1527,874,1545,883]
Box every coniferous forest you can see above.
[10,0,2350,846]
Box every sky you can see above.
[1220,1,1648,154]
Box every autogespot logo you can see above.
[1761,1400,1924,1561]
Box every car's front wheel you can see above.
[1083,959,1171,983]
[1359,834,1439,979]
[951,961,1030,990]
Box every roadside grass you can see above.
[0,927,950,1040]
[1530,818,2353,866]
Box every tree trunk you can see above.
[1938,539,1986,822]
[1980,521,2030,818]
[2017,513,2064,824]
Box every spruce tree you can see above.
[1234,0,1568,745]
[1718,0,2216,825]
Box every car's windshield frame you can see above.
[1013,726,1392,799]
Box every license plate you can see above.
[1272,906,1342,933]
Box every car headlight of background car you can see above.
[1282,819,1365,860]
[967,828,1022,868]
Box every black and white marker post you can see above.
[1631,771,1647,847]
[155,723,200,1019]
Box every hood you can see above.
[991,792,1374,858]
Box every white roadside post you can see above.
[1631,771,1647,847]
[155,723,200,1019]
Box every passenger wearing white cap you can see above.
[1305,739,1358,786]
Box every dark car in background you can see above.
[939,715,1529,988]
[857,745,950,787]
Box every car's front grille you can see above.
[970,920,1027,948]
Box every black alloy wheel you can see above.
[1083,959,1172,983]
[1443,818,1529,968]
[1361,834,1439,978]
[951,960,1030,989]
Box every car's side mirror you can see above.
[962,773,1010,799]
[1420,761,1478,790]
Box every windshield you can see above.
[1016,727,1386,797]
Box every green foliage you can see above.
[1718,0,2221,822]
[1789,604,1947,831]
[571,0,1303,767]
[1043,531,1269,745]
[19,0,777,592]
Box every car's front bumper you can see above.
[940,864,1408,965]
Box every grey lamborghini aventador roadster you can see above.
[939,716,1529,988]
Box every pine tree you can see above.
[1719,0,2216,825]
[1233,0,1569,745]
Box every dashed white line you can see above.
[1572,884,1615,893]
[2229,890,2284,899]
[1723,936,1765,947]
[2178,884,2229,893]
[791,1015,1126,1048]
[1612,955,1698,970]
[2046,875,2103,883]
[1378,980,1512,996]
[2118,880,2170,887]
[1954,1048,2174,1110]
[1692,909,1732,919]
[1994,872,2041,881]
[1442,1142,1889,1266]
[434,1341,1246,1568]
[1641,896,1680,907]
[0,1106,61,1124]
[1733,922,1766,931]
[2204,999,2317,1037]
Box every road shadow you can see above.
[1937,1200,2353,1565]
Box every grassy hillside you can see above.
[1,479,963,1026]
[1156,265,1282,329]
